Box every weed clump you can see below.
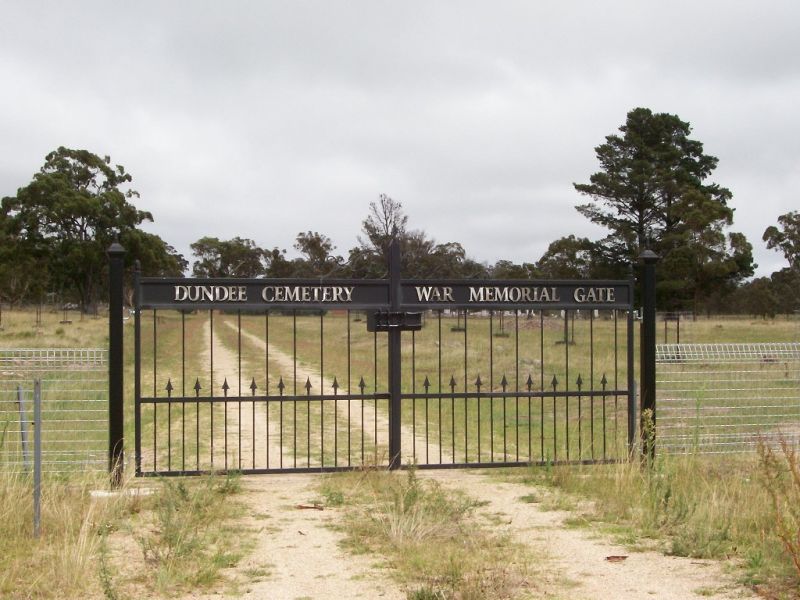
[320,469,532,600]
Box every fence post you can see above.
[387,239,403,469]
[33,378,41,538]
[17,385,31,470]
[639,250,659,458]
[107,242,125,487]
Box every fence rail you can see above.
[657,342,800,454]
[0,348,108,473]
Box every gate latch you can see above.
[367,310,423,332]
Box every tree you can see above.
[574,108,753,310]
[1,147,155,310]
[190,236,268,277]
[293,231,343,276]
[122,229,187,276]
[0,212,49,304]
[763,211,800,270]
[358,194,408,261]
[536,235,596,279]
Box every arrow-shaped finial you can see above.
[194,378,202,396]
[165,379,173,396]
[277,377,286,394]
[475,375,482,391]
[526,374,534,391]
[423,376,431,391]
[576,374,583,390]
[305,377,312,394]
[222,378,230,395]
[551,374,559,389]
[449,375,457,391]
[250,377,258,395]
[500,374,508,390]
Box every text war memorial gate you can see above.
[116,242,649,478]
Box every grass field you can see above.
[1,306,800,596]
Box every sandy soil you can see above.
[177,468,755,600]
[179,321,755,600]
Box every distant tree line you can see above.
[2,110,798,317]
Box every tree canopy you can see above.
[574,108,754,310]
[190,236,268,278]
[0,147,179,309]
[763,211,800,270]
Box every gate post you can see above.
[388,239,403,469]
[107,241,125,487]
[639,250,659,459]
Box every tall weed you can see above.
[531,451,796,590]
[758,438,800,577]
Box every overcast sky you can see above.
[1,1,798,277]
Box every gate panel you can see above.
[135,307,390,476]
[133,259,636,475]
[400,307,634,468]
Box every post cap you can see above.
[106,241,125,256]
[638,249,660,264]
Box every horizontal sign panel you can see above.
[400,281,632,309]
[138,278,390,310]
[138,278,633,310]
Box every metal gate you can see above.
[133,243,635,476]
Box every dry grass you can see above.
[0,469,250,599]
[503,448,800,597]
[319,468,535,600]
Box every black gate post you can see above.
[639,250,659,459]
[388,239,403,469]
[107,241,125,487]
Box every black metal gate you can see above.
[133,243,635,476]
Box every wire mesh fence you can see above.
[657,343,800,454]
[0,348,108,473]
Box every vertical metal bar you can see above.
[373,324,378,461]
[489,311,494,462]
[412,329,417,461]
[238,311,242,470]
[347,311,352,466]
[182,311,186,472]
[515,311,519,462]
[438,310,442,464]
[107,242,125,485]
[640,251,659,458]
[590,311,595,460]
[293,310,297,468]
[33,379,41,538]
[388,240,402,468]
[540,311,544,462]
[320,312,325,466]
[266,312,270,468]
[167,384,172,472]
[153,307,158,472]
[153,309,157,398]
[17,386,30,470]
[564,309,570,461]
[464,310,468,463]
[134,262,142,475]
[210,309,214,468]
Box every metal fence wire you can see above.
[657,343,800,453]
[0,348,108,473]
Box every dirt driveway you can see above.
[186,468,754,600]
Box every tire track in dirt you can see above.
[186,473,403,600]
[425,470,757,600]
[201,319,290,470]
[225,319,449,465]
